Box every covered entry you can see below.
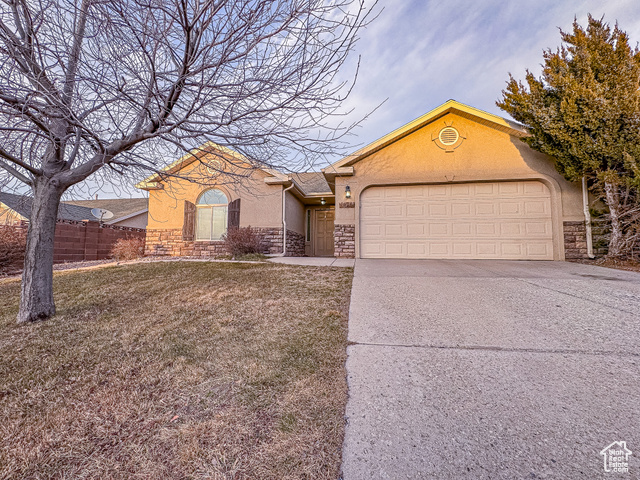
[306,207,335,256]
[359,181,554,259]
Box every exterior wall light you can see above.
[345,185,351,198]
[320,198,326,205]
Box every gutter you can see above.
[582,176,595,259]
[268,183,295,257]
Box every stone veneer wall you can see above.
[145,227,305,257]
[563,221,588,260]
[285,230,306,257]
[334,224,355,258]
[563,220,611,260]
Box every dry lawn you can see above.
[0,261,353,479]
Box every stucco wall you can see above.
[334,113,584,260]
[0,204,26,225]
[146,160,284,230]
[111,212,148,229]
[285,192,305,236]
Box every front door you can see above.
[314,208,335,257]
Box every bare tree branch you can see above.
[0,0,378,322]
[0,158,32,185]
[0,143,41,176]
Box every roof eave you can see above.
[264,176,290,186]
[321,166,354,194]
[135,181,164,191]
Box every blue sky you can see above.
[86,0,640,198]
[342,0,640,150]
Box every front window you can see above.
[196,189,228,240]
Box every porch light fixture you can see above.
[320,197,326,205]
[345,185,351,198]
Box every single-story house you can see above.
[1,191,99,225]
[0,193,148,229]
[0,192,147,263]
[63,198,149,229]
[138,100,590,260]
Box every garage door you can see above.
[360,181,554,259]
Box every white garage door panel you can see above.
[360,181,554,260]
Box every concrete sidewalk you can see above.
[342,259,640,479]
[267,256,355,267]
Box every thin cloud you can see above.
[341,0,640,153]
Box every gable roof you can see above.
[324,99,528,173]
[136,141,288,190]
[0,191,95,222]
[63,198,148,222]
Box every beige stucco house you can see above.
[63,198,149,229]
[139,100,590,261]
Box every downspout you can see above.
[269,183,294,257]
[582,176,595,259]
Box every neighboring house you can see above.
[0,193,148,228]
[139,100,589,260]
[63,198,149,229]
[0,191,146,263]
[0,191,96,224]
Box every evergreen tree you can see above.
[498,15,640,257]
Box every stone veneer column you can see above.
[334,224,355,258]
[563,221,589,260]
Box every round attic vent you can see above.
[438,127,459,146]
[205,159,223,176]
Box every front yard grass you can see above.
[0,261,353,479]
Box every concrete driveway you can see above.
[342,260,640,479]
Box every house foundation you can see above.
[145,227,305,257]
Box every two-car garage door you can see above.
[360,181,554,259]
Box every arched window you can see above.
[196,189,228,240]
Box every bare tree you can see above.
[0,0,376,323]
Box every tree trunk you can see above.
[604,180,624,258]
[17,178,64,323]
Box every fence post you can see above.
[84,221,100,261]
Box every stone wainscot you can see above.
[145,227,304,257]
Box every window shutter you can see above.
[228,198,240,228]
[183,200,196,241]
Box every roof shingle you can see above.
[1,192,95,222]
[63,198,148,221]
[1,192,148,223]
[290,172,332,195]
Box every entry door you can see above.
[314,209,335,256]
